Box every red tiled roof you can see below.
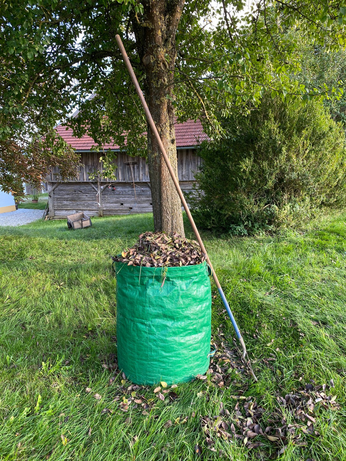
[175,119,208,147]
[55,119,208,150]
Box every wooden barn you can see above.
[46,120,207,218]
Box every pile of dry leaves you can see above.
[112,232,205,267]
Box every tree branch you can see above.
[274,0,328,31]
[166,0,186,40]
[176,64,211,122]
[222,0,234,42]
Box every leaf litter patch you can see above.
[234,384,336,443]
[96,335,339,459]
[196,330,340,458]
[199,380,339,458]
[104,370,180,415]
[112,232,206,267]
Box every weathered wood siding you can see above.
[47,149,201,218]
[47,149,201,183]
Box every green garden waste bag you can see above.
[114,261,212,385]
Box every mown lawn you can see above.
[17,195,48,210]
[0,212,346,460]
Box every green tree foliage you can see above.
[296,40,346,125]
[0,52,79,198]
[192,95,346,235]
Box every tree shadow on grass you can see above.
[0,213,155,242]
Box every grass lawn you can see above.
[0,212,346,460]
[18,194,48,210]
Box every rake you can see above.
[115,34,256,380]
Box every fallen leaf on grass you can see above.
[161,381,168,388]
[130,435,139,447]
[194,444,202,456]
[196,374,207,380]
[247,442,263,449]
[246,431,259,438]
[305,414,316,423]
[154,386,161,393]
[157,392,165,401]
[101,408,111,414]
[61,435,68,446]
[266,435,280,442]
[94,394,102,400]
[164,420,172,428]
[278,446,288,455]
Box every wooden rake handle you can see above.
[115,34,248,360]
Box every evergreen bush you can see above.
[192,95,346,234]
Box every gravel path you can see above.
[0,209,44,227]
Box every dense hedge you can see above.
[191,95,346,235]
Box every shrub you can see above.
[191,95,346,234]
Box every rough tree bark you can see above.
[133,0,185,237]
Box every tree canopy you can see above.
[296,37,346,124]
[1,0,345,230]
[0,128,79,199]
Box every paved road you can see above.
[0,209,44,227]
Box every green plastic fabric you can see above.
[115,261,211,385]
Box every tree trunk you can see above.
[133,0,185,237]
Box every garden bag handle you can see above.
[115,34,250,364]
